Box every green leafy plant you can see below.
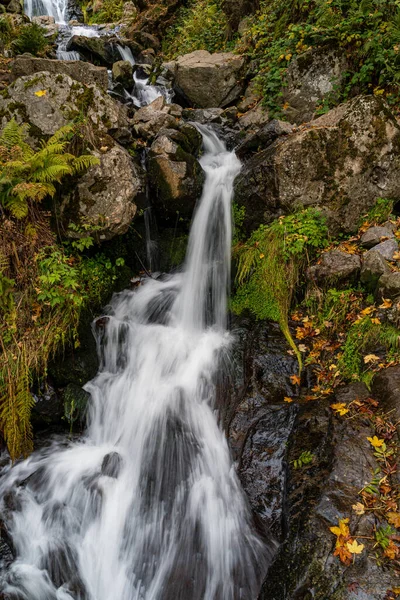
[292,450,315,469]
[232,208,328,372]
[89,0,124,24]
[0,119,99,219]
[12,23,49,56]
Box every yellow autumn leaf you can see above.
[34,90,47,97]
[259,253,265,259]
[284,396,293,403]
[330,403,349,416]
[352,502,365,515]
[387,512,400,528]
[330,518,350,538]
[379,298,393,309]
[367,435,384,448]
[361,306,375,315]
[363,354,380,364]
[393,588,400,596]
[285,53,292,61]
[371,317,381,325]
[346,540,364,554]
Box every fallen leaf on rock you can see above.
[290,374,301,385]
[284,396,293,403]
[379,298,393,309]
[367,435,384,448]
[352,502,365,515]
[346,540,364,554]
[330,403,349,416]
[388,513,400,528]
[364,354,380,363]
[34,90,47,97]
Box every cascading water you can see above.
[24,0,67,24]
[0,126,267,600]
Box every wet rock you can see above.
[148,128,205,220]
[6,0,22,13]
[181,107,224,124]
[360,250,391,291]
[10,56,109,90]
[372,365,400,435]
[308,250,361,284]
[137,48,155,66]
[128,30,160,50]
[236,119,293,158]
[237,103,269,132]
[235,95,400,235]
[60,142,146,241]
[111,60,133,88]
[237,80,261,112]
[31,382,64,429]
[163,50,245,108]
[360,225,395,249]
[368,237,398,260]
[283,48,348,124]
[0,72,129,138]
[377,271,400,300]
[101,452,122,478]
[133,96,178,141]
[66,35,121,66]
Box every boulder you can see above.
[148,127,205,220]
[283,48,348,124]
[308,250,361,283]
[10,56,109,89]
[360,225,395,248]
[66,35,122,66]
[377,271,400,300]
[236,118,293,158]
[60,143,146,241]
[237,79,261,112]
[372,365,400,436]
[237,103,269,132]
[111,60,133,88]
[132,95,178,140]
[181,107,224,124]
[163,50,245,108]
[368,237,398,261]
[6,0,22,13]
[360,250,391,290]
[235,95,400,235]
[0,72,129,138]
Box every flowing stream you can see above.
[0,127,266,599]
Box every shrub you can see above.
[12,23,49,56]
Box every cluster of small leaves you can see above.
[330,517,365,565]
[330,394,400,569]
[292,450,315,469]
[12,23,50,56]
[237,0,400,115]
[88,0,124,24]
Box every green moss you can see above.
[23,75,44,89]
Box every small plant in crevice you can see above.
[292,450,315,469]
[231,208,329,373]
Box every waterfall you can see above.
[24,0,67,24]
[0,128,266,600]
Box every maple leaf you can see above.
[298,344,308,352]
[290,374,301,385]
[284,396,293,403]
[388,513,400,528]
[346,540,364,554]
[367,435,384,448]
[330,518,350,538]
[352,502,365,515]
[330,403,349,416]
[384,541,399,560]
[364,354,380,363]
[371,317,381,325]
[333,544,352,565]
[379,298,393,309]
[361,306,375,316]
[34,89,47,97]
[393,588,400,596]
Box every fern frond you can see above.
[72,154,100,172]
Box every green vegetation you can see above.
[0,120,124,460]
[12,22,50,56]
[232,208,329,371]
[88,0,124,24]
[292,450,315,469]
[162,0,232,58]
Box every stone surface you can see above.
[181,107,224,124]
[234,95,400,235]
[360,225,395,249]
[6,0,22,13]
[133,95,178,140]
[163,50,245,108]
[236,118,293,158]
[66,35,121,66]
[377,271,400,300]
[148,127,205,220]
[111,60,133,88]
[308,250,361,283]
[237,103,269,131]
[283,48,348,124]
[237,79,261,112]
[61,142,146,241]
[368,237,398,260]
[360,250,391,290]
[10,56,109,89]
[0,72,129,138]
[372,365,400,435]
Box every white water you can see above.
[25,0,67,24]
[117,45,171,107]
[0,127,266,599]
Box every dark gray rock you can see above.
[360,225,395,249]
[369,237,398,260]
[234,95,400,235]
[132,96,178,141]
[62,383,90,427]
[66,35,122,66]
[111,60,133,88]
[283,47,348,124]
[181,107,224,124]
[101,452,122,478]
[360,250,391,290]
[308,251,361,284]
[377,271,400,300]
[236,119,293,158]
[372,365,400,436]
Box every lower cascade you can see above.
[0,127,267,600]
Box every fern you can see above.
[0,119,99,219]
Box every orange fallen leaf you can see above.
[290,374,301,385]
[364,354,380,363]
[330,518,350,538]
[284,396,293,403]
[367,435,384,448]
[388,512,400,528]
[379,298,393,309]
[371,317,381,324]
